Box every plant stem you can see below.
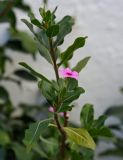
[64,112,68,127]
[48,37,67,159]
[0,1,13,17]
[48,38,59,81]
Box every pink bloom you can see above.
[48,106,54,113]
[59,112,64,116]
[59,68,79,80]
[48,107,69,117]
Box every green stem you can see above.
[48,38,59,81]
[48,37,67,159]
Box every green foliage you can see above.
[0,1,47,160]
[105,105,123,120]
[0,130,10,146]
[14,69,37,81]
[46,25,59,37]
[23,118,52,151]
[0,86,9,105]
[19,62,51,83]
[80,104,113,139]
[80,104,94,130]
[12,143,33,160]
[54,16,74,47]
[58,37,87,66]
[99,88,123,159]
[35,39,53,64]
[28,12,42,29]
[73,56,91,73]
[64,127,96,150]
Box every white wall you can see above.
[1,0,123,121]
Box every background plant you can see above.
[19,6,113,160]
[0,1,49,160]
[99,87,123,160]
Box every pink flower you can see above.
[48,106,69,117]
[59,68,79,80]
[48,106,54,113]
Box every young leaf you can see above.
[54,16,74,47]
[23,118,52,151]
[35,39,53,64]
[59,37,87,66]
[28,12,42,29]
[21,19,34,34]
[92,115,107,128]
[19,62,51,84]
[80,104,94,129]
[38,30,49,48]
[73,57,91,73]
[14,69,37,81]
[64,127,96,150]
[46,25,59,38]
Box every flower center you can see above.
[66,72,72,75]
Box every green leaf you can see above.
[80,104,94,129]
[0,86,9,104]
[105,106,123,119]
[33,143,48,158]
[40,136,59,156]
[46,25,59,37]
[0,51,12,75]
[35,39,53,64]
[23,118,52,151]
[7,29,37,55]
[73,57,91,73]
[59,37,87,66]
[21,19,35,34]
[62,87,85,104]
[39,8,45,18]
[64,127,96,150]
[28,12,42,28]
[89,127,113,138]
[14,69,37,81]
[66,78,78,90]
[92,115,107,128]
[44,10,52,23]
[19,62,51,84]
[38,80,57,103]
[0,130,10,146]
[14,0,30,11]
[100,149,123,157]
[0,9,16,28]
[18,31,37,54]
[38,30,49,48]
[54,16,74,47]
[12,143,33,160]
[58,105,73,112]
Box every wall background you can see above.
[1,0,123,118]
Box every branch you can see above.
[0,1,13,17]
